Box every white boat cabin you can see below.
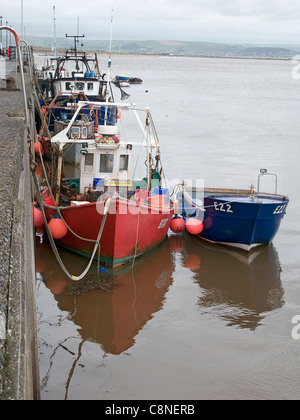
[54,119,94,139]
[79,124,133,194]
[50,101,152,200]
[53,72,101,98]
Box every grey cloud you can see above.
[1,0,300,44]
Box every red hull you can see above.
[45,199,174,266]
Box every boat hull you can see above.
[184,192,289,251]
[45,199,174,267]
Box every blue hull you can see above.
[183,192,289,250]
[117,75,131,82]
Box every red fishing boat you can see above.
[45,195,173,267]
[36,101,174,268]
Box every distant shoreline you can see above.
[32,46,292,62]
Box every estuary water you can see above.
[35,53,300,400]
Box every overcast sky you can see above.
[1,0,300,44]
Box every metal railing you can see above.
[257,169,278,195]
[0,26,29,125]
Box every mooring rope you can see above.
[33,171,110,281]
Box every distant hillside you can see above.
[25,35,300,59]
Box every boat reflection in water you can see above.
[170,233,284,331]
[37,232,284,398]
[36,238,174,355]
[37,230,284,354]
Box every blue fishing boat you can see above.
[36,34,130,165]
[115,75,130,82]
[179,170,289,251]
[112,76,143,87]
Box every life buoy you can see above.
[117,108,122,119]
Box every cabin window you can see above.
[119,155,129,172]
[71,127,80,139]
[70,126,88,139]
[84,153,94,172]
[66,82,72,90]
[75,82,84,90]
[71,126,80,139]
[82,127,87,139]
[87,82,94,91]
[100,154,114,173]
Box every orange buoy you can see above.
[33,206,44,228]
[170,216,186,233]
[48,214,68,240]
[186,218,204,235]
[34,141,44,155]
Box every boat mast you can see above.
[146,108,152,191]
[107,4,114,99]
[104,4,114,124]
[65,33,85,72]
[53,5,57,57]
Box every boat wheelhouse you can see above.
[37,35,108,102]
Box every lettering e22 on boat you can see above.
[291,315,300,340]
[214,202,233,213]
[273,204,287,215]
